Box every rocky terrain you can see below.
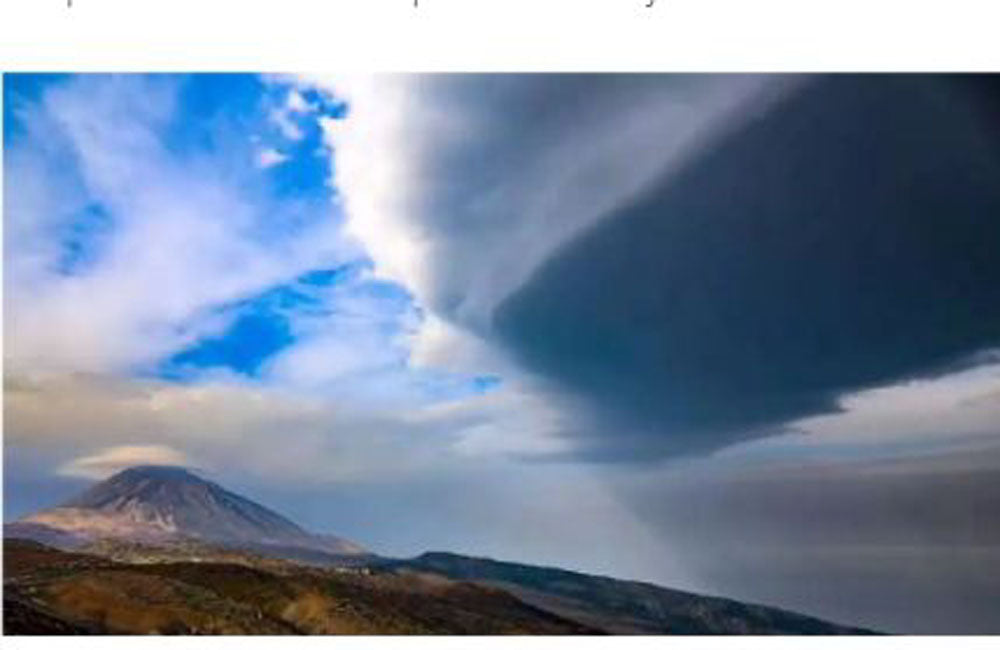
[4,539,594,635]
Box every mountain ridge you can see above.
[389,551,872,634]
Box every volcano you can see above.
[6,465,366,560]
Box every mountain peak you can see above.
[61,464,220,510]
[113,465,202,480]
[11,465,367,560]
[84,465,208,493]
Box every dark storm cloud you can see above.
[494,75,1000,458]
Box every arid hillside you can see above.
[3,539,595,635]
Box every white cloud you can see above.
[256,147,289,168]
[406,312,504,371]
[57,444,192,480]
[7,371,479,486]
[312,75,430,312]
[685,352,1000,474]
[794,353,1000,447]
[285,88,313,114]
[270,110,303,140]
[416,384,575,457]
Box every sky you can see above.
[5,73,1000,633]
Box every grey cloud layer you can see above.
[408,75,777,325]
[493,75,1000,457]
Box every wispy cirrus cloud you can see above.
[5,75,355,377]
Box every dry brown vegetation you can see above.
[3,539,595,635]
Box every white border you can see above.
[1,0,1000,72]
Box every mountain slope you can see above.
[6,466,366,560]
[3,539,595,635]
[390,552,872,634]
